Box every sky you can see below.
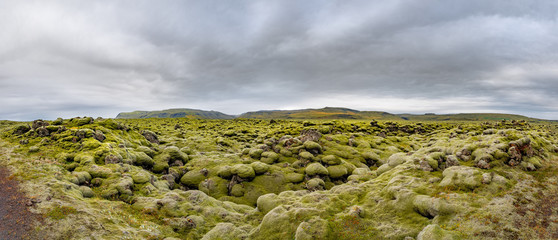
[1,0,558,120]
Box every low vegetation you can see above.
[1,117,557,239]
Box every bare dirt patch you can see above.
[0,167,42,240]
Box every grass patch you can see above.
[46,205,77,220]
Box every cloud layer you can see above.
[1,0,558,120]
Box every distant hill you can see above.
[115,108,234,119]
[397,113,534,121]
[238,107,402,120]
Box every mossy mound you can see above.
[305,163,328,176]
[439,166,482,190]
[181,170,206,188]
[231,164,256,179]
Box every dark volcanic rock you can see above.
[36,127,50,137]
[300,129,321,143]
[142,130,159,144]
[32,120,49,130]
[13,125,30,135]
[93,130,106,142]
[105,154,123,164]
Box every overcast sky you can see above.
[1,0,558,120]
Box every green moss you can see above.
[100,187,119,199]
[327,165,348,179]
[230,184,246,197]
[413,195,455,218]
[361,151,381,163]
[351,168,370,175]
[2,117,557,239]
[199,177,229,198]
[299,151,315,161]
[388,153,408,167]
[303,141,322,154]
[321,155,341,165]
[46,205,78,220]
[376,164,393,175]
[305,163,328,176]
[231,164,256,179]
[425,157,439,170]
[429,152,446,161]
[82,139,101,149]
[241,174,287,205]
[152,160,169,173]
[260,151,279,164]
[72,171,92,185]
[136,146,156,157]
[491,149,508,160]
[133,151,154,168]
[52,118,64,125]
[201,223,248,240]
[81,164,112,178]
[131,170,151,184]
[163,146,189,163]
[286,173,305,183]
[28,146,40,153]
[417,224,457,240]
[251,162,270,175]
[307,178,325,191]
[217,165,233,179]
[527,156,543,169]
[295,217,330,240]
[79,186,95,198]
[249,149,264,159]
[180,170,206,188]
[439,166,482,190]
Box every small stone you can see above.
[420,160,433,172]
[445,155,460,167]
[482,173,493,184]
[476,159,490,169]
[429,177,441,183]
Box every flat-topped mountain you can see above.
[116,108,235,119]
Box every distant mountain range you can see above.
[239,107,403,120]
[115,108,234,119]
[116,107,542,121]
[397,113,533,121]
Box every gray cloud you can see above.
[1,0,558,120]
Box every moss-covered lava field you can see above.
[1,118,558,239]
